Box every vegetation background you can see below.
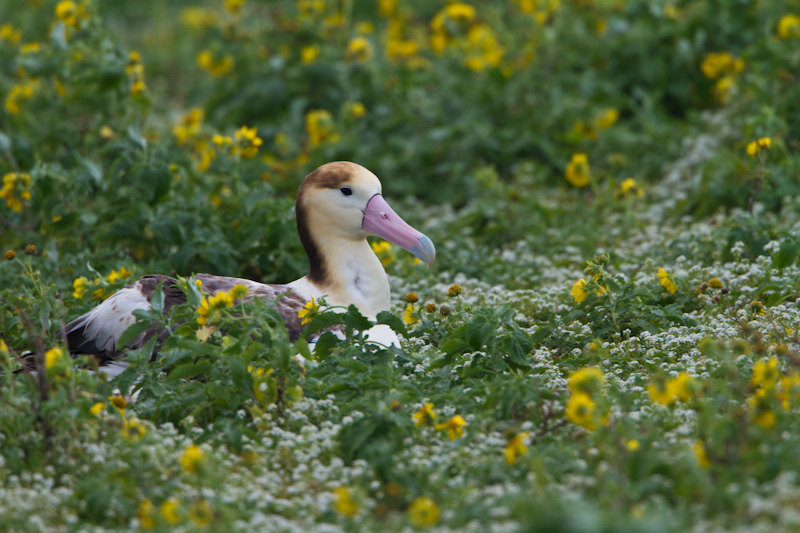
[2,0,800,530]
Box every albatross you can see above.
[62,161,435,367]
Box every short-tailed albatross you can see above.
[62,161,435,366]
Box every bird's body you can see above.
[61,162,435,365]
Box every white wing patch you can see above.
[80,285,151,352]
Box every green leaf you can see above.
[466,314,497,350]
[117,320,152,349]
[337,358,369,373]
[344,305,372,332]
[773,240,798,269]
[376,310,408,336]
[167,360,212,380]
[502,324,533,369]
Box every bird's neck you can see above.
[293,236,390,319]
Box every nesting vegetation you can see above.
[2,0,800,530]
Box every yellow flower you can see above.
[45,347,65,370]
[0,172,33,212]
[346,36,373,62]
[747,388,776,429]
[505,432,529,464]
[371,239,395,266]
[779,371,800,409]
[71,276,88,299]
[172,108,204,144]
[565,153,591,188]
[90,402,105,416]
[123,417,146,440]
[746,137,771,157]
[752,357,780,389]
[713,75,736,105]
[131,79,147,96]
[196,50,234,76]
[693,440,710,468]
[55,1,79,28]
[626,439,640,451]
[617,178,644,198]
[346,101,366,119]
[0,24,22,45]
[413,402,436,426]
[180,444,206,473]
[778,14,800,39]
[378,0,397,17]
[305,109,338,147]
[106,267,131,284]
[188,499,214,527]
[670,372,695,402]
[435,415,467,441]
[298,298,318,326]
[700,52,744,79]
[137,499,155,529]
[447,284,463,297]
[566,392,596,431]
[161,497,181,525]
[301,45,320,64]
[234,126,263,159]
[224,0,245,15]
[657,268,678,294]
[109,395,127,417]
[647,376,675,406]
[408,496,440,528]
[708,277,723,289]
[230,283,249,300]
[403,304,420,326]
[4,249,14,260]
[594,108,619,130]
[570,278,590,303]
[333,486,358,516]
[568,367,605,395]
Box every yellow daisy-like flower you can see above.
[594,108,619,130]
[234,126,263,159]
[301,44,320,64]
[565,392,597,431]
[413,402,436,426]
[137,499,155,529]
[505,431,529,465]
[90,402,105,416]
[298,298,318,326]
[230,283,249,301]
[752,357,780,389]
[565,153,591,188]
[657,268,678,294]
[161,497,182,525]
[626,439,640,451]
[371,239,395,266]
[332,486,358,517]
[403,304,420,326]
[647,376,675,406]
[778,14,800,39]
[44,347,64,370]
[568,367,606,395]
[180,444,206,473]
[693,440,710,468]
[408,496,440,528]
[106,266,131,284]
[435,415,467,441]
[570,278,590,303]
[122,417,147,440]
[746,137,771,157]
[747,388,776,429]
[346,36,373,62]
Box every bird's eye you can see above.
[340,186,353,196]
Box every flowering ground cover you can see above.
[2,0,800,531]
